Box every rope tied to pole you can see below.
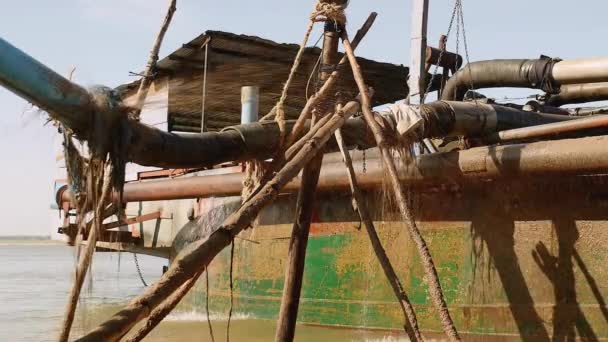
[274,0,347,149]
[244,0,348,207]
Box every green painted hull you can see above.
[175,177,608,340]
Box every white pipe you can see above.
[553,58,608,85]
[240,86,259,124]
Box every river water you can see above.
[0,243,408,341]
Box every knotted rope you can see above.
[312,1,347,25]
[242,1,347,205]
[241,159,271,201]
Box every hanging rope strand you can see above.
[225,240,235,342]
[206,269,216,342]
[58,163,113,342]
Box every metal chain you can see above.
[362,149,367,174]
[422,0,460,100]
[133,252,148,287]
[457,1,477,101]
[455,4,461,70]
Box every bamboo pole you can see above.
[341,30,461,341]
[132,0,177,119]
[284,112,334,160]
[76,100,362,342]
[125,271,204,342]
[334,129,423,341]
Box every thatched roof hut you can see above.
[119,30,409,132]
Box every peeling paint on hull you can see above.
[166,177,608,340]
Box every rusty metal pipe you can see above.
[59,135,608,205]
[441,58,560,101]
[129,115,377,169]
[546,82,608,106]
[498,101,570,115]
[130,101,574,169]
[131,100,574,169]
[484,114,608,143]
[0,37,375,169]
[442,57,608,101]
[416,101,573,138]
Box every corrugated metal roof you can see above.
[119,30,409,132]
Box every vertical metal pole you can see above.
[408,0,432,155]
[240,86,259,124]
[275,14,342,342]
[201,43,209,133]
[408,0,429,104]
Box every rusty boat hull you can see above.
[129,172,608,341]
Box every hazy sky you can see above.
[1,0,607,236]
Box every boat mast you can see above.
[408,0,435,153]
[408,0,429,104]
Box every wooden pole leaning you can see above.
[341,29,461,341]
[76,99,362,342]
[334,129,423,341]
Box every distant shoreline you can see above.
[0,236,63,246]
[0,235,51,241]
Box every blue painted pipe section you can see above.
[240,86,259,124]
[0,37,93,134]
